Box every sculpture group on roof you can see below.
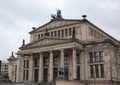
[51,9,63,19]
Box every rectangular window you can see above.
[27,60,29,68]
[90,65,94,78]
[24,60,26,68]
[64,55,69,65]
[53,68,58,80]
[69,28,72,36]
[53,57,58,66]
[100,64,104,77]
[34,58,39,67]
[41,34,43,37]
[34,69,39,82]
[43,68,48,82]
[73,27,76,35]
[65,29,68,36]
[38,34,40,39]
[95,65,99,78]
[26,70,29,80]
[23,70,25,80]
[94,52,99,62]
[99,52,103,61]
[51,32,53,37]
[58,30,60,37]
[61,30,64,37]
[54,31,57,37]
[64,66,68,79]
[77,66,80,80]
[76,54,80,64]
[43,57,49,66]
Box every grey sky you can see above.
[0,0,120,60]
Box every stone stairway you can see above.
[38,82,55,85]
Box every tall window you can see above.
[69,28,72,36]
[64,66,68,79]
[65,29,68,36]
[27,60,29,68]
[76,54,80,64]
[53,57,58,66]
[34,58,39,67]
[61,30,64,37]
[24,60,29,68]
[23,70,29,81]
[51,32,53,37]
[54,31,57,37]
[53,68,58,80]
[99,52,103,61]
[77,66,80,80]
[41,34,43,37]
[95,65,99,78]
[34,69,39,82]
[100,64,104,77]
[64,55,69,65]
[26,70,29,80]
[43,57,49,66]
[90,65,94,78]
[43,68,48,82]
[24,60,26,68]
[58,30,60,37]
[38,34,40,39]
[94,52,99,62]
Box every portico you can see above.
[18,39,83,83]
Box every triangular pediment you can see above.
[30,19,81,34]
[21,37,72,49]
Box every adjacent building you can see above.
[8,11,120,85]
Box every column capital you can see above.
[60,48,64,51]
[49,50,53,53]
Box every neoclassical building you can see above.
[8,11,120,85]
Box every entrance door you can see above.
[34,69,39,82]
[43,68,48,82]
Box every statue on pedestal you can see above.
[57,68,65,78]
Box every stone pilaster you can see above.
[48,51,53,82]
[60,49,64,68]
[20,57,24,82]
[16,56,20,82]
[39,53,43,83]
[72,48,77,79]
[99,65,101,78]
[29,54,33,82]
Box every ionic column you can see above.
[29,54,33,82]
[99,65,101,78]
[48,51,53,82]
[60,49,64,68]
[72,48,77,79]
[39,53,43,83]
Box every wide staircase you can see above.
[38,82,55,85]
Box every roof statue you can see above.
[22,39,25,47]
[45,28,49,36]
[51,9,63,20]
[8,51,15,60]
[56,9,62,18]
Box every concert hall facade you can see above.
[8,11,120,85]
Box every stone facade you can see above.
[8,14,120,85]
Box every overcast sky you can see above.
[0,0,120,60]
